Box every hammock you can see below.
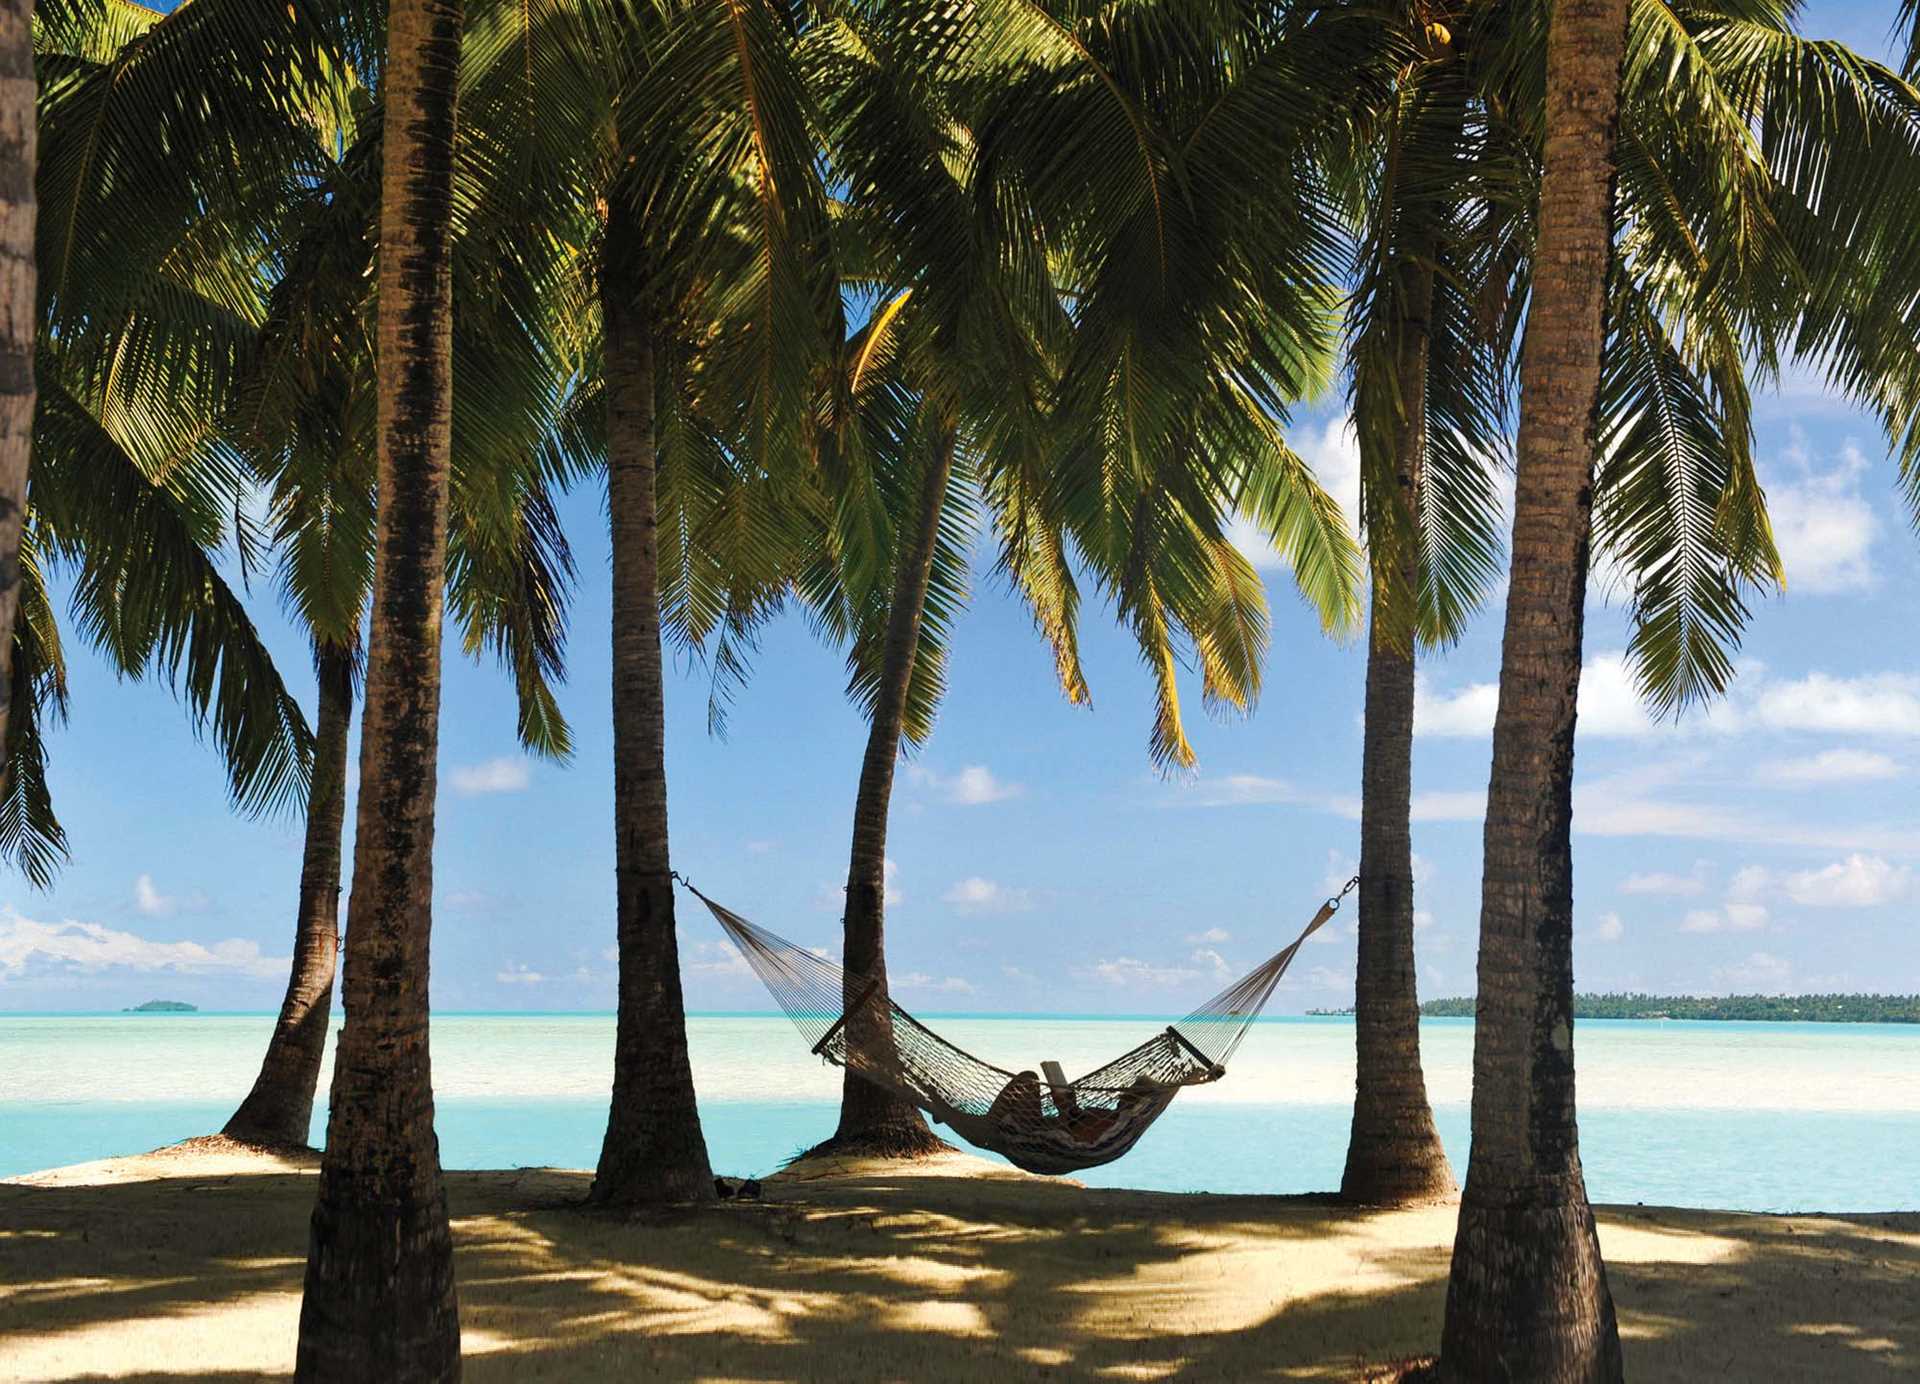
[677,875,1354,1175]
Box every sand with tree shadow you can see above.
[1,1140,1913,1381]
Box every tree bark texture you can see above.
[226,642,355,1149]
[589,206,716,1205]
[296,1,464,1377]
[0,0,35,758]
[826,430,957,1157]
[1438,1,1629,1379]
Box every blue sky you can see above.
[4,1,1917,1014]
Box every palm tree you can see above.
[1434,0,1629,1375]
[222,109,577,1149]
[581,0,833,1206]
[15,0,343,885]
[0,0,34,758]
[297,0,466,1374]
[1333,10,1489,1206]
[796,0,1364,1154]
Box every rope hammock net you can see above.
[678,877,1352,1175]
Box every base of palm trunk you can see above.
[221,1095,318,1154]
[297,1175,461,1381]
[798,1121,954,1162]
[1438,1189,1622,1382]
[587,1158,719,1207]
[806,1083,953,1161]
[217,1120,318,1155]
[1340,1119,1456,1206]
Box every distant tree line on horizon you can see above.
[1397,994,1920,1024]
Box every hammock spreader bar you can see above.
[674,874,1355,1175]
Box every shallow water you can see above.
[3,1013,1915,1212]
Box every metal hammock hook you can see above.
[1325,873,1361,912]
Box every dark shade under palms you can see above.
[296,0,465,1376]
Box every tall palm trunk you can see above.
[589,210,715,1205]
[823,430,957,1157]
[296,1,464,1377]
[1342,252,1454,1206]
[0,0,34,752]
[1437,0,1628,1378]
[225,642,354,1149]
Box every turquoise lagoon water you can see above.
[2,1013,1915,1212]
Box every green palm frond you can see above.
[0,536,72,889]
[34,361,315,819]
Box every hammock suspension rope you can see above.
[674,872,1357,1175]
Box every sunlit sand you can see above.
[1,1140,1912,1381]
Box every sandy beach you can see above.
[0,1140,1912,1381]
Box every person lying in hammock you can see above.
[986,1067,1164,1146]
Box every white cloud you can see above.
[1679,902,1767,935]
[1182,773,1317,808]
[684,940,752,978]
[1416,653,1654,740]
[1575,761,1920,855]
[1229,416,1361,569]
[1187,926,1232,945]
[1712,951,1793,994]
[1188,947,1235,981]
[1084,956,1202,989]
[1756,749,1900,786]
[1749,673,1920,738]
[1765,442,1878,594]
[450,757,531,795]
[909,764,1023,806]
[1415,674,1500,738]
[0,910,286,981]
[895,971,976,995]
[942,876,1033,913]
[496,963,546,985]
[1591,912,1625,943]
[135,874,171,916]
[1782,854,1912,908]
[1620,864,1708,897]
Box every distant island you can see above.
[124,1000,198,1013]
[1364,993,1920,1023]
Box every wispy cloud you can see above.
[942,877,1033,913]
[1764,440,1878,594]
[1781,854,1913,908]
[1711,951,1793,995]
[909,764,1024,806]
[450,757,532,795]
[895,971,975,995]
[1756,749,1900,786]
[496,963,546,985]
[1620,863,1709,897]
[132,874,207,918]
[0,910,285,981]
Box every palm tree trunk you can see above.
[1342,245,1454,1206]
[0,0,35,754]
[296,1,463,1378]
[821,430,958,1158]
[588,209,715,1206]
[225,641,354,1149]
[1437,0,1628,1378]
